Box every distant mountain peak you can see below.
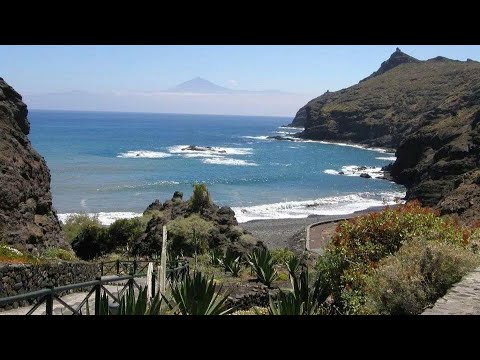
[168,77,233,93]
[360,48,420,82]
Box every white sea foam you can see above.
[232,191,406,223]
[323,165,385,179]
[117,150,172,159]
[182,153,223,158]
[168,145,253,156]
[376,156,397,161]
[202,158,258,166]
[98,180,181,192]
[275,130,298,135]
[241,135,270,140]
[279,126,303,130]
[58,212,142,226]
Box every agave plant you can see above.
[221,250,242,277]
[268,291,303,315]
[208,248,223,267]
[268,255,325,315]
[98,285,165,315]
[163,271,234,315]
[246,248,278,287]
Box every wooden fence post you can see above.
[159,225,168,295]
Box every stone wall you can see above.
[225,283,279,310]
[0,261,100,310]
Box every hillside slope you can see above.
[0,78,67,253]
[290,49,480,224]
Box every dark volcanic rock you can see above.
[144,199,163,213]
[137,192,261,256]
[181,145,226,154]
[0,78,67,252]
[360,47,421,83]
[360,173,372,179]
[288,49,480,224]
[266,135,296,141]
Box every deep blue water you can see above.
[29,110,405,224]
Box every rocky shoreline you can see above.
[287,48,480,225]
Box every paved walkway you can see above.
[307,221,340,254]
[422,267,480,315]
[0,277,146,315]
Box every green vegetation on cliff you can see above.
[290,49,480,225]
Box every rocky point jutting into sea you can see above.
[0,78,67,253]
[289,48,480,225]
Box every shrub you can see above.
[43,247,77,261]
[315,201,479,313]
[71,225,109,260]
[246,248,278,287]
[363,240,479,314]
[62,214,102,243]
[190,183,212,213]
[167,214,214,256]
[107,217,146,251]
[0,243,39,264]
[239,233,256,246]
[271,248,295,265]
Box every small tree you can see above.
[190,183,212,213]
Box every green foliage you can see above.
[208,248,223,267]
[239,233,256,246]
[362,240,479,314]
[221,249,242,277]
[167,214,214,256]
[277,271,289,282]
[0,243,40,264]
[316,201,480,314]
[99,286,165,315]
[71,225,109,261]
[62,214,102,243]
[268,291,303,315]
[271,248,295,265]
[164,271,233,315]
[107,217,146,251]
[43,247,77,261]
[190,183,212,213]
[246,248,278,287]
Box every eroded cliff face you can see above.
[290,50,480,225]
[0,78,67,252]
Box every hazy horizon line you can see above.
[29,108,294,119]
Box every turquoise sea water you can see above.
[29,110,405,224]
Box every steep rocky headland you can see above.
[290,49,480,224]
[0,78,67,252]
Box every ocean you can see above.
[29,110,406,224]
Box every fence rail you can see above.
[0,260,189,315]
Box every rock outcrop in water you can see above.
[0,78,67,253]
[289,49,480,225]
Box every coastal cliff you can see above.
[290,49,480,224]
[0,78,67,252]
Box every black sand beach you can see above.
[241,205,399,251]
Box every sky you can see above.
[1,45,479,116]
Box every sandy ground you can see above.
[241,205,397,251]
